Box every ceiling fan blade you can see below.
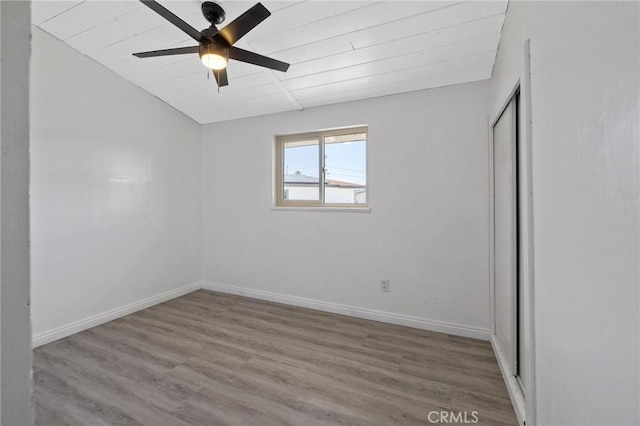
[140,0,203,42]
[133,45,199,58]
[229,47,289,72]
[217,3,270,46]
[213,68,229,87]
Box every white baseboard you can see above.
[32,280,491,348]
[491,334,526,425]
[201,281,490,341]
[32,281,201,348]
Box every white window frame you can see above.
[274,126,368,209]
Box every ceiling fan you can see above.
[133,1,290,88]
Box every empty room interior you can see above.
[0,0,638,425]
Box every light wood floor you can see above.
[34,290,518,426]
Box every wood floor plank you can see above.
[135,302,403,372]
[451,388,519,424]
[172,318,452,408]
[45,336,194,413]
[34,290,518,425]
[363,331,496,359]
[85,325,188,367]
[400,345,502,377]
[34,367,115,426]
[400,360,509,399]
[243,355,447,426]
[35,350,185,425]
[170,357,369,426]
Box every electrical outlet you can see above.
[380,279,390,293]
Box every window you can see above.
[275,126,368,208]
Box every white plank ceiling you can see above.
[33,0,508,124]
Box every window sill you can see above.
[271,206,371,213]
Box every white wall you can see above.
[491,2,639,425]
[1,1,32,424]
[30,28,201,341]
[201,81,492,336]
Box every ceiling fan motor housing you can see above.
[199,43,228,58]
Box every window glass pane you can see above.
[324,133,367,204]
[283,139,319,202]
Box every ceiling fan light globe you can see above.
[201,53,227,70]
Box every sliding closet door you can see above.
[493,98,517,374]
